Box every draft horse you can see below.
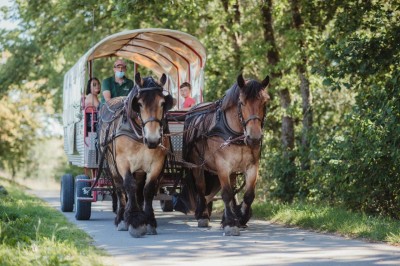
[97,72,174,237]
[183,73,270,236]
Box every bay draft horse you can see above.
[98,73,174,238]
[183,73,270,236]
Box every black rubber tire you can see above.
[75,175,92,220]
[160,200,174,212]
[60,174,74,212]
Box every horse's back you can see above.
[99,97,126,123]
[183,101,219,161]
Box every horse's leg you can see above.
[136,172,146,211]
[218,171,240,236]
[237,166,258,227]
[228,174,243,225]
[193,167,210,227]
[115,186,128,231]
[143,175,158,235]
[112,176,128,231]
[124,171,147,238]
[111,188,118,213]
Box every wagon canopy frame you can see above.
[88,28,205,87]
[66,28,206,107]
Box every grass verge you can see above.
[0,177,111,266]
[252,201,400,245]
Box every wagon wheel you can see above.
[60,174,74,212]
[75,175,92,220]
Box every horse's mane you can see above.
[125,76,164,119]
[127,76,164,106]
[221,79,264,111]
[139,77,164,106]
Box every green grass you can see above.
[0,178,110,266]
[252,201,400,245]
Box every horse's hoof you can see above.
[198,219,209,227]
[146,224,158,235]
[223,226,240,236]
[128,224,147,238]
[117,221,128,231]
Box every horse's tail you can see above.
[173,169,197,214]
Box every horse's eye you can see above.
[138,103,143,108]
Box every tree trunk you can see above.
[262,0,296,202]
[290,0,313,170]
[221,0,242,70]
[262,0,295,154]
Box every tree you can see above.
[290,0,312,170]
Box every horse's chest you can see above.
[115,143,165,174]
[129,149,163,166]
[210,144,259,171]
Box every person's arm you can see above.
[101,78,111,103]
[84,94,91,107]
[103,91,111,102]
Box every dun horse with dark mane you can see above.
[183,73,270,236]
[97,73,174,238]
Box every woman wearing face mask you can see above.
[101,59,134,103]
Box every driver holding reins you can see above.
[101,59,134,103]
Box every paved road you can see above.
[29,189,400,266]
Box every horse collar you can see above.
[207,107,245,145]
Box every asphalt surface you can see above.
[28,188,400,266]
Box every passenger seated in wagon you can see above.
[179,82,196,109]
[85,77,101,134]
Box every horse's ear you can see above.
[164,94,174,111]
[237,73,245,88]
[135,72,142,87]
[261,75,270,88]
[160,73,167,86]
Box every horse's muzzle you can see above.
[244,136,262,147]
[144,137,161,149]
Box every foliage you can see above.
[252,200,400,245]
[0,90,42,177]
[0,178,108,265]
[0,0,399,219]
[309,0,400,219]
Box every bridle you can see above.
[237,99,266,132]
[134,87,168,136]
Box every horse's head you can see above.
[237,73,270,146]
[131,72,174,149]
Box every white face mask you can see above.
[115,71,125,78]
